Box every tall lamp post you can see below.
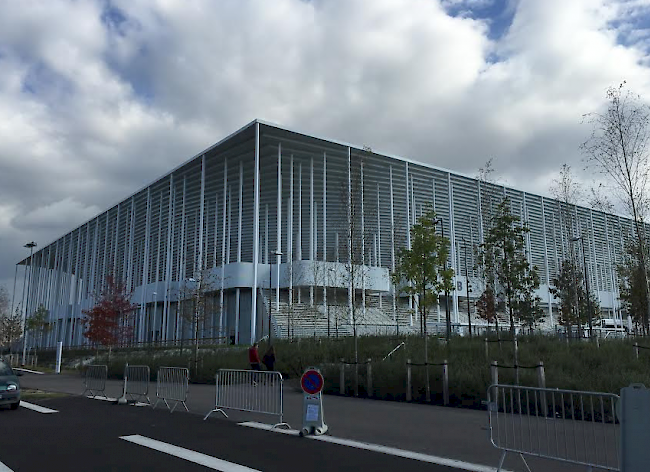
[572,236,593,338]
[461,238,472,339]
[22,241,37,366]
[434,218,451,341]
[269,250,282,345]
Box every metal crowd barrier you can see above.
[83,365,108,398]
[487,384,620,471]
[153,367,189,412]
[124,364,151,404]
[204,369,290,428]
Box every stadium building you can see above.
[15,120,634,347]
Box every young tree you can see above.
[392,207,453,399]
[476,159,503,335]
[0,285,9,317]
[477,198,542,335]
[26,304,51,351]
[1,306,23,352]
[517,288,545,333]
[180,269,220,375]
[336,150,370,395]
[82,276,138,348]
[550,259,583,335]
[582,82,650,333]
[618,240,648,331]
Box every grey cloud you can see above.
[0,0,649,290]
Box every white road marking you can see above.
[0,459,13,471]
[13,368,43,375]
[120,435,261,472]
[19,401,58,413]
[238,421,509,472]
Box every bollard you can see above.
[354,362,359,398]
[339,359,345,395]
[406,359,412,402]
[491,360,499,385]
[635,342,639,360]
[425,362,431,403]
[537,361,547,416]
[485,338,489,360]
[513,339,520,386]
[537,361,546,389]
[366,358,372,398]
[55,341,63,374]
[596,337,600,349]
[442,359,449,406]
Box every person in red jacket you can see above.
[249,342,262,371]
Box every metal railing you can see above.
[153,367,189,412]
[487,384,620,471]
[83,365,108,398]
[123,364,151,404]
[204,369,290,428]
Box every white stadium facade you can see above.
[15,120,636,347]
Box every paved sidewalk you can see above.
[19,372,581,471]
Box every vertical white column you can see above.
[177,177,187,342]
[163,175,174,341]
[448,173,459,323]
[102,213,109,287]
[140,189,151,342]
[219,160,228,339]
[604,215,616,320]
[126,198,135,292]
[154,194,163,342]
[265,205,269,265]
[198,155,206,273]
[347,147,353,322]
[73,228,82,343]
[251,122,261,343]
[405,163,412,322]
[298,161,302,304]
[360,161,366,319]
[288,155,294,308]
[323,152,327,313]
[276,143,282,310]
[213,193,219,268]
[228,186,233,339]
[238,161,243,264]
[113,204,120,276]
[376,184,381,268]
[298,162,302,262]
[389,166,397,327]
[310,156,314,306]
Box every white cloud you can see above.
[0,0,649,286]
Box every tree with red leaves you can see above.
[82,276,138,347]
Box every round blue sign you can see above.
[301,369,324,394]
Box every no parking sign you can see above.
[299,367,328,437]
[301,369,324,395]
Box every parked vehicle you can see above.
[0,358,21,410]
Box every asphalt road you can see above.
[1,396,486,472]
[15,372,590,471]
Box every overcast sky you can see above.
[1,0,650,303]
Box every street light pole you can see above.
[572,236,593,338]
[269,250,282,345]
[22,241,37,366]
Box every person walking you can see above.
[249,342,262,370]
[248,342,262,386]
[262,345,276,371]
